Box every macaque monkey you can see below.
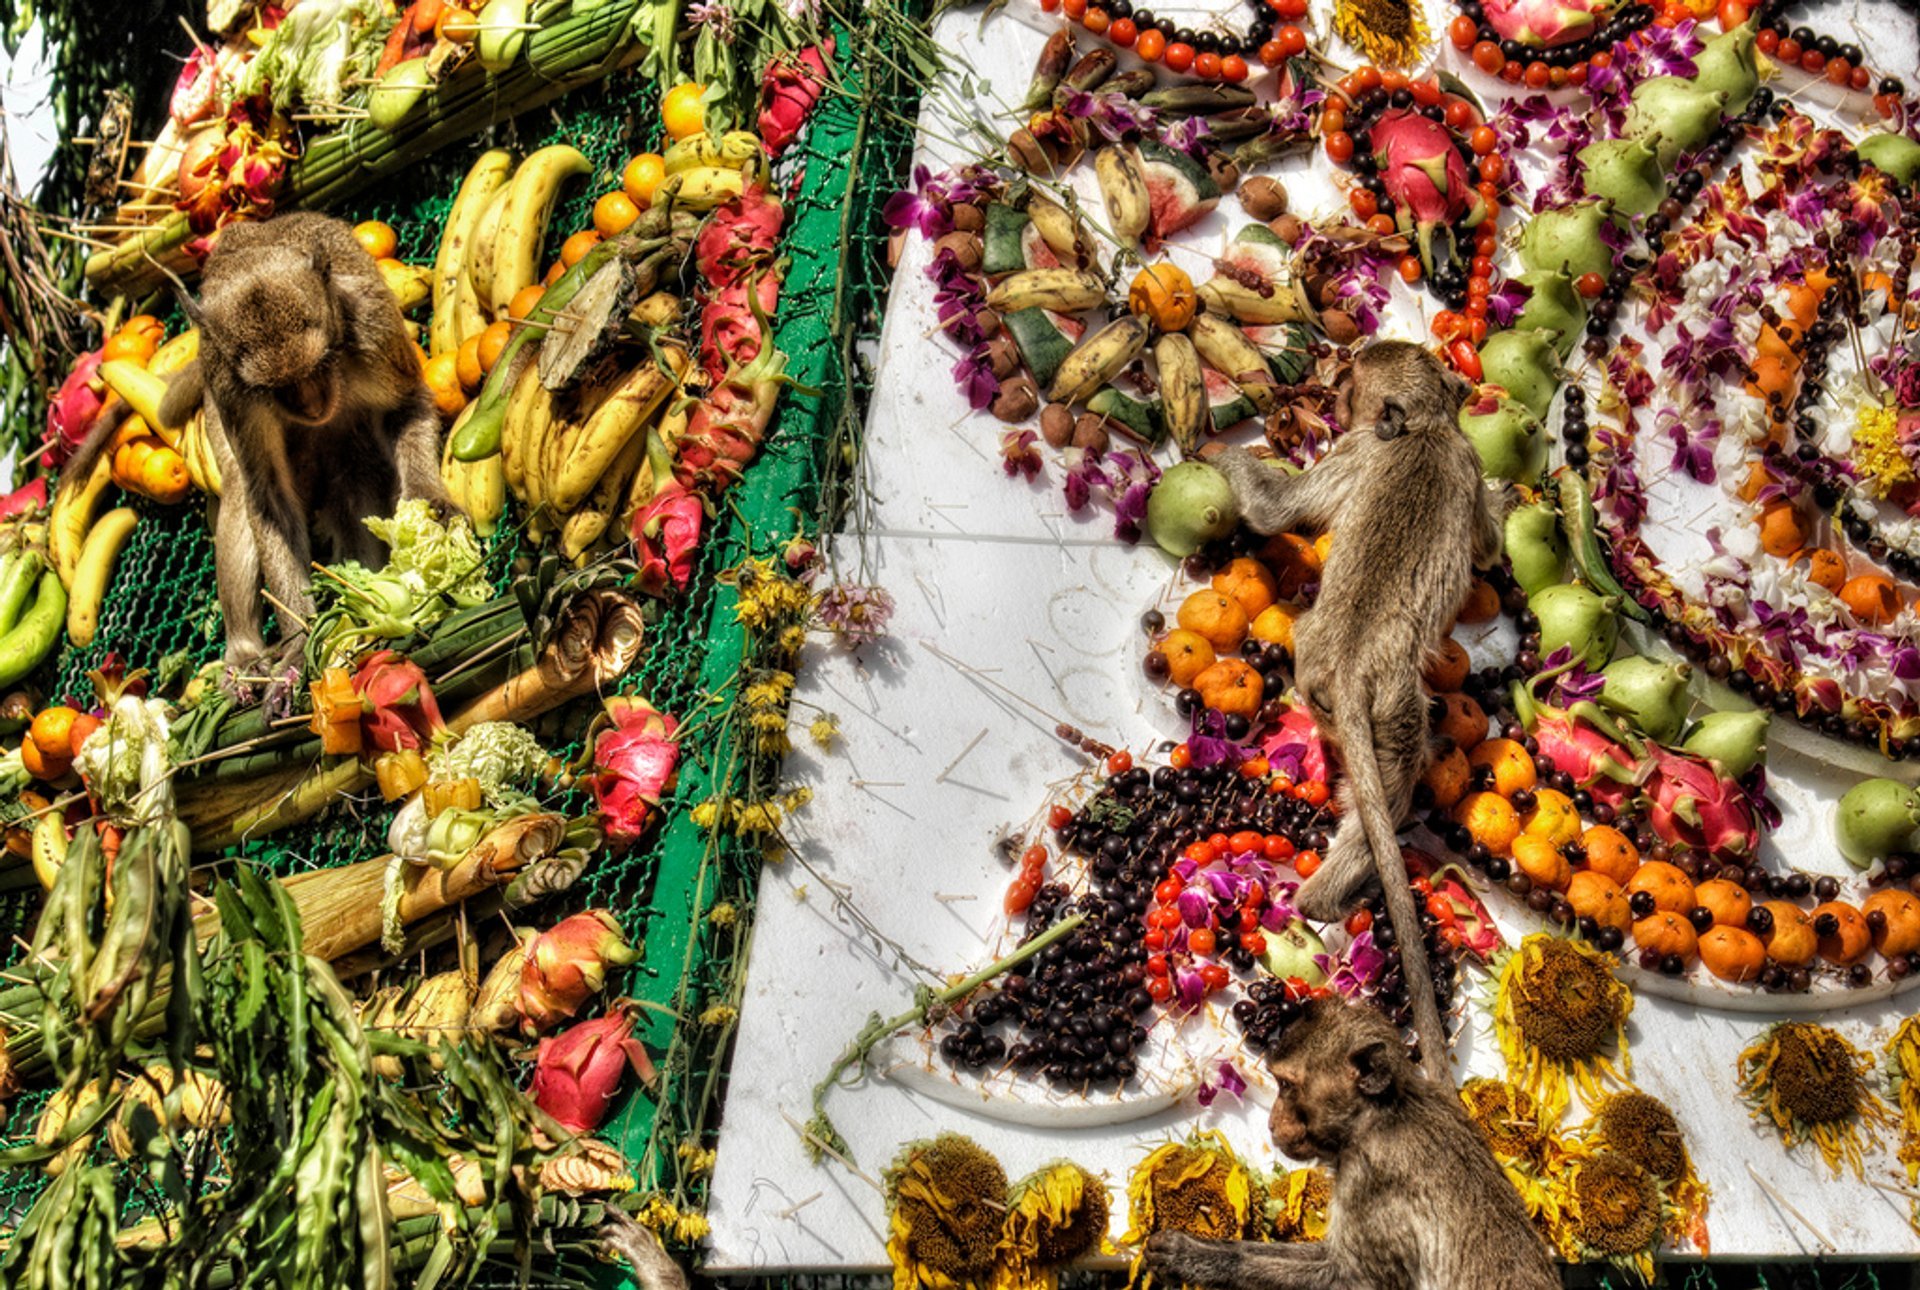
[1143,998,1559,1290]
[1211,340,1505,1082]
[154,211,447,666]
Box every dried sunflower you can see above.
[1332,0,1431,66]
[1492,934,1634,1117]
[1264,1168,1332,1243]
[1122,1130,1256,1287]
[1580,1092,1710,1253]
[998,1161,1111,1290]
[886,1134,1010,1290]
[1737,1021,1895,1179]
[1459,1077,1562,1232]
[1551,1150,1666,1284]
[1890,1016,1920,1188]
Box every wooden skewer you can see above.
[38,228,117,250]
[1745,1163,1836,1254]
[778,1109,883,1194]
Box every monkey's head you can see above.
[1332,339,1473,441]
[197,236,348,426]
[1266,996,1417,1161]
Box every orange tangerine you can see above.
[622,153,668,206]
[592,191,641,237]
[1176,589,1250,652]
[353,220,399,260]
[1159,629,1217,687]
[1212,557,1278,617]
[476,320,513,373]
[29,707,79,761]
[507,285,546,321]
[560,229,602,267]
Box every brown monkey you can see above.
[154,211,447,666]
[1211,340,1505,1083]
[1142,998,1559,1290]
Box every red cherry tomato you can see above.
[1107,749,1133,774]
[1156,879,1184,904]
[1188,927,1218,956]
[1346,908,1375,935]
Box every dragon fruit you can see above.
[1514,685,1640,810]
[530,1006,657,1134]
[1640,746,1760,859]
[632,432,705,595]
[518,910,639,1034]
[590,694,681,843]
[1480,0,1602,47]
[1261,704,1330,785]
[46,351,107,467]
[351,650,443,753]
[758,39,833,157]
[1370,109,1485,277]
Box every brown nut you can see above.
[1205,152,1239,194]
[1071,413,1111,453]
[1270,213,1305,246]
[1239,176,1289,221]
[1306,272,1340,308]
[1007,128,1054,176]
[983,334,1023,379]
[950,202,985,233]
[933,231,983,273]
[1040,402,1075,447]
[1320,308,1362,345]
[992,374,1041,423]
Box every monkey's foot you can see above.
[1143,1232,1237,1288]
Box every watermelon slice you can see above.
[1087,385,1164,446]
[1244,322,1315,384]
[1199,224,1318,326]
[1137,139,1220,241]
[1204,367,1257,433]
[982,203,1030,277]
[1003,308,1086,390]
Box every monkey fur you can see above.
[1143,998,1559,1290]
[1210,340,1505,1084]
[150,211,447,666]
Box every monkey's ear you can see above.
[1374,397,1408,441]
[1349,1040,1397,1098]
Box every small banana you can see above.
[147,329,199,379]
[1154,332,1207,454]
[663,130,763,174]
[1187,314,1279,412]
[1094,146,1150,250]
[432,148,514,356]
[49,450,116,587]
[490,144,591,319]
[30,811,66,893]
[500,362,550,502]
[984,268,1107,314]
[181,412,223,497]
[624,398,690,519]
[1197,274,1315,326]
[549,347,689,512]
[1048,315,1150,405]
[1024,194,1093,267]
[377,258,433,313]
[654,166,745,211]
[67,506,138,648]
[465,183,513,324]
[560,426,648,562]
[97,360,170,428]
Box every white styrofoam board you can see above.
[709,3,1920,1269]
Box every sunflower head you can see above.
[1556,1149,1664,1280]
[1460,1077,1554,1165]
[1891,1017,1920,1190]
[886,1134,1010,1290]
[1587,1092,1687,1182]
[1123,1131,1255,1286]
[998,1161,1110,1289]
[1265,1168,1333,1243]
[1738,1022,1894,1179]
[1493,934,1634,1115]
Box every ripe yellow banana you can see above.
[49,450,116,587]
[443,412,506,537]
[465,184,513,326]
[560,426,647,562]
[1048,315,1150,405]
[654,166,744,212]
[985,269,1106,314]
[432,149,514,356]
[629,291,682,330]
[490,144,591,319]
[549,347,689,512]
[181,412,223,497]
[1094,146,1150,249]
[624,398,690,518]
[1155,332,1207,454]
[1187,313,1278,411]
[67,506,138,647]
[1025,194,1093,266]
[147,329,199,379]
[663,130,763,174]
[500,361,548,502]
[378,258,433,313]
[98,359,169,428]
[31,811,65,893]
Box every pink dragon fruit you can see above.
[518,910,639,1034]
[530,1006,657,1134]
[351,650,443,753]
[1261,704,1330,785]
[1481,0,1603,46]
[1640,747,1760,859]
[1370,109,1487,277]
[171,46,223,127]
[631,431,705,595]
[694,189,785,289]
[759,40,833,157]
[46,351,107,467]
[0,478,47,519]
[590,695,680,843]
[1516,687,1641,810]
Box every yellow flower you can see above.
[673,1212,712,1244]
[1738,1021,1894,1179]
[1548,1149,1665,1284]
[1492,934,1634,1118]
[1122,1130,1254,1288]
[1332,0,1430,67]
[636,1195,680,1232]
[777,625,809,655]
[1576,1091,1710,1253]
[1853,403,1912,498]
[1459,1077,1564,1233]
[691,799,724,831]
[997,1161,1111,1290]
[886,1134,1009,1290]
[784,786,813,810]
[1264,1168,1332,1243]
[708,902,739,928]
[810,714,841,748]
[699,1004,739,1028]
[744,671,797,709]
[1889,1016,1920,1183]
[677,1142,718,1176]
[736,801,782,833]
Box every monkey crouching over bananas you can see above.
[1210,340,1507,1085]
[154,211,449,668]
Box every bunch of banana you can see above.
[441,405,506,536]
[488,143,591,319]
[651,132,765,213]
[431,148,514,356]
[436,145,590,354]
[376,258,433,314]
[178,411,223,497]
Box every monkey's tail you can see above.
[1339,704,1454,1087]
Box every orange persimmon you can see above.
[1698,925,1766,981]
[1627,861,1695,915]
[1581,825,1641,886]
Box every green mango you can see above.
[1478,329,1562,418]
[1859,133,1920,184]
[1460,396,1547,485]
[1682,710,1770,777]
[1511,270,1588,356]
[1690,22,1758,113]
[1517,199,1618,282]
[1575,137,1667,217]
[1530,582,1619,670]
[1622,77,1728,168]
[1835,778,1920,870]
[1599,655,1693,744]
[1504,499,1568,594]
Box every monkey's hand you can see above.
[1143,1232,1241,1289]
